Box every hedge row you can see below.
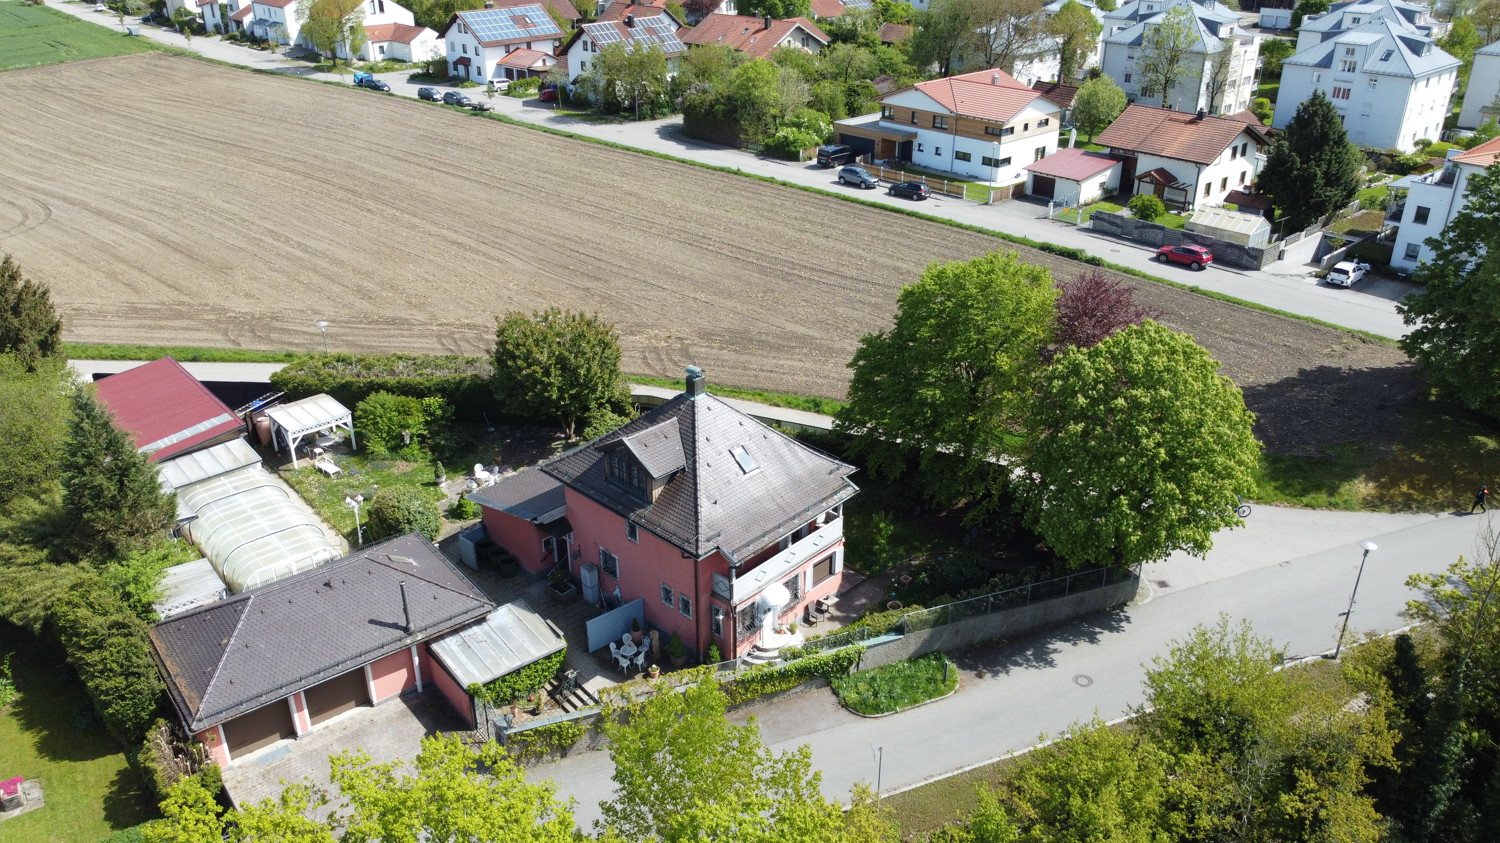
[723,646,865,706]
[269,353,500,422]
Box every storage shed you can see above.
[1186,206,1273,247]
[1022,148,1123,204]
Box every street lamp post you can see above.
[345,494,364,546]
[315,320,330,354]
[1332,540,1379,659]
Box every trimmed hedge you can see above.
[724,646,864,705]
[469,649,567,706]
[269,353,498,422]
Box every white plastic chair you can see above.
[615,653,631,673]
[632,650,648,671]
[608,641,621,660]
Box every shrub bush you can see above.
[1127,193,1166,223]
[468,650,566,705]
[724,646,864,705]
[366,487,441,541]
[355,391,442,460]
[507,717,587,764]
[52,582,165,744]
[270,353,497,422]
[1250,97,1273,124]
[447,495,479,520]
[507,76,542,95]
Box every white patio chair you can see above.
[615,653,631,673]
[609,641,621,660]
[632,649,647,671]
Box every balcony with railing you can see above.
[713,516,843,608]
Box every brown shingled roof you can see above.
[679,14,829,58]
[1030,80,1079,109]
[596,0,671,21]
[877,22,911,43]
[1095,104,1270,166]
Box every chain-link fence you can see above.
[899,566,1133,634]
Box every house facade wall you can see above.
[1102,23,1258,114]
[362,29,439,62]
[368,648,417,703]
[878,89,1061,184]
[446,21,558,83]
[1459,49,1500,128]
[481,507,552,572]
[1390,161,1476,272]
[1027,166,1120,204]
[1277,56,1455,150]
[423,642,476,727]
[1118,128,1261,208]
[250,2,299,44]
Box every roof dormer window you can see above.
[607,448,648,497]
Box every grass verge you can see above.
[0,0,156,71]
[831,652,959,715]
[64,342,300,363]
[0,624,155,843]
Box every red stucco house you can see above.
[473,367,858,661]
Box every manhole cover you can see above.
[1073,674,1093,687]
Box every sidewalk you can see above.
[53,0,1410,340]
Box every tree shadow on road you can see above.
[951,608,1131,679]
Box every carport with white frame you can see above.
[264,393,356,468]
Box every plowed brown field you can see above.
[0,53,1415,454]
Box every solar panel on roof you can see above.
[461,5,561,43]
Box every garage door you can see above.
[1031,176,1056,199]
[305,669,369,726]
[223,701,295,757]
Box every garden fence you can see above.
[897,566,1132,634]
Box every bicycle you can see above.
[1235,495,1252,518]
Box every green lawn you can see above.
[831,652,959,715]
[1255,77,1281,104]
[0,625,155,843]
[279,448,450,545]
[0,0,154,72]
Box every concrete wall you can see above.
[860,575,1138,670]
[1090,210,1281,269]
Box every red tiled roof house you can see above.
[472,367,858,663]
[1022,148,1124,204]
[680,14,830,58]
[833,68,1062,187]
[1094,103,1270,211]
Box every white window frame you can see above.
[626,522,639,543]
[661,583,674,606]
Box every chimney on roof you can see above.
[399,579,412,634]
[484,0,493,7]
[992,72,1000,84]
[685,365,706,399]
[626,12,634,25]
[1196,107,1207,120]
[763,13,772,29]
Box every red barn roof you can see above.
[93,358,242,462]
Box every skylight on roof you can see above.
[1380,49,1393,60]
[730,445,758,474]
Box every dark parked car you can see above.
[887,181,930,200]
[838,165,879,189]
[442,91,474,107]
[417,87,441,101]
[816,144,856,167]
[1154,244,1214,271]
[352,72,390,92]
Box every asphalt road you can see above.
[53,1,1415,339]
[534,505,1487,829]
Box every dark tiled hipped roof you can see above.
[151,534,493,732]
[543,392,857,561]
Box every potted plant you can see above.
[433,459,446,485]
[525,692,542,715]
[647,663,661,679]
[490,547,519,579]
[548,568,577,603]
[667,631,688,669]
[630,617,643,645]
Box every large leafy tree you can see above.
[1258,37,1294,76]
[60,387,177,564]
[1257,90,1362,233]
[908,0,977,78]
[964,0,1053,75]
[492,308,624,439]
[296,0,367,67]
[0,355,72,506]
[579,42,671,120]
[0,254,63,371]
[1137,6,1197,108]
[1019,321,1259,570]
[837,251,1058,521]
[736,0,811,19]
[1050,0,1102,81]
[1003,718,1171,841]
[598,675,896,842]
[1397,164,1500,418]
[1047,269,1158,360]
[1072,74,1127,141]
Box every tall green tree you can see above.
[297,0,367,66]
[491,308,624,438]
[964,0,1053,75]
[580,42,672,120]
[837,251,1058,522]
[0,355,72,506]
[1258,90,1362,232]
[1476,0,1500,42]
[1259,37,1294,76]
[1137,5,1197,108]
[330,733,581,843]
[598,674,896,842]
[1004,718,1171,842]
[60,387,177,564]
[1050,0,1102,80]
[1442,17,1482,71]
[1289,0,1328,29]
[1397,164,1500,418]
[0,254,63,371]
[736,0,811,19]
[908,0,977,78]
[53,580,166,743]
[1071,74,1127,141]
[1019,321,1259,570]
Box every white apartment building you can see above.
[1294,0,1443,52]
[1389,139,1500,272]
[1100,0,1260,116]
[1458,39,1500,129]
[1276,16,1457,151]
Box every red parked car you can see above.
[1154,244,1214,271]
[539,85,558,102]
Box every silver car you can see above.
[838,166,879,189]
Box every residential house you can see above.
[149,534,502,767]
[809,0,873,18]
[833,68,1062,186]
[1100,0,1260,115]
[1458,39,1500,129]
[1277,1,1457,150]
[363,22,441,62]
[248,0,300,46]
[680,14,831,58]
[504,0,584,25]
[563,5,685,82]
[439,4,565,86]
[472,367,859,662]
[877,22,912,45]
[1388,138,1500,271]
[683,0,737,24]
[1032,79,1079,126]
[229,3,253,33]
[596,0,670,21]
[1094,102,1269,209]
[1023,147,1124,202]
[93,357,245,463]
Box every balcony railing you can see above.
[714,518,843,607]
